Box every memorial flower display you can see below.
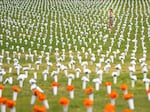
[0,0,149,111]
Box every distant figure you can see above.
[108,8,114,32]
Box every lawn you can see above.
[0,0,150,112]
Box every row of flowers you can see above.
[1,82,150,112]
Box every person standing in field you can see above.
[108,8,114,32]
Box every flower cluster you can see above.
[85,87,94,95]
[109,91,118,99]
[50,82,59,87]
[105,82,112,86]
[123,93,133,100]
[104,103,115,112]
[120,84,128,91]
[83,98,93,108]
[12,86,20,92]
[66,85,75,91]
[33,105,47,112]
[59,97,69,106]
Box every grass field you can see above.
[0,0,150,112]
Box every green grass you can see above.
[0,0,150,112]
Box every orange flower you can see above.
[85,87,94,95]
[50,82,59,87]
[66,85,75,91]
[6,100,16,108]
[124,109,133,112]
[33,105,47,112]
[59,97,69,106]
[124,93,133,100]
[146,88,150,95]
[104,103,115,112]
[0,84,4,90]
[83,98,93,108]
[12,86,20,92]
[120,84,128,91]
[0,97,8,104]
[32,89,41,96]
[109,91,118,99]
[105,82,112,86]
[38,93,46,101]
